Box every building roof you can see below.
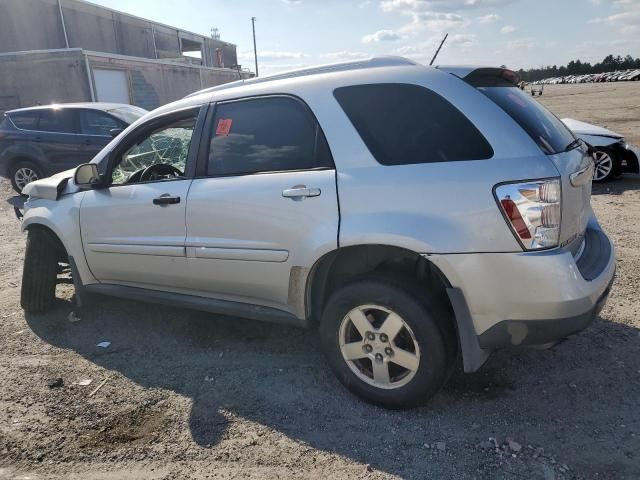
[81,0,236,47]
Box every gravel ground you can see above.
[1,83,639,479]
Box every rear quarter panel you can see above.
[297,67,560,253]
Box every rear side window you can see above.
[208,96,333,176]
[79,110,122,136]
[334,83,493,166]
[38,109,76,134]
[8,112,39,130]
[477,86,575,155]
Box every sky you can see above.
[90,0,640,75]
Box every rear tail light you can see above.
[495,178,561,250]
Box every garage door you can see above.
[93,69,130,104]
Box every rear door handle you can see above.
[282,186,321,200]
[153,194,181,205]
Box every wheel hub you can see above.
[339,304,420,390]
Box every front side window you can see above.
[334,83,493,166]
[80,110,123,136]
[208,96,333,176]
[38,109,76,134]
[111,116,196,185]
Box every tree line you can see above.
[516,54,640,82]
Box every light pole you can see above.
[251,16,259,76]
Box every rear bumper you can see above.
[428,221,616,371]
[476,271,613,349]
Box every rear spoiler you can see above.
[438,66,521,87]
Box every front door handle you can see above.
[153,194,181,205]
[282,186,321,200]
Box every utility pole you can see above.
[429,33,448,66]
[251,17,259,76]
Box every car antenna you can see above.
[429,33,448,66]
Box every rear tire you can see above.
[319,278,456,409]
[9,160,43,194]
[21,230,58,313]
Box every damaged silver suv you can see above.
[20,58,615,408]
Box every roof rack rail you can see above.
[185,56,419,98]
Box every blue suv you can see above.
[0,103,147,192]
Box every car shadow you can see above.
[5,193,25,208]
[592,175,640,195]
[25,294,640,478]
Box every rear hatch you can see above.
[459,68,593,252]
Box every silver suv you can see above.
[20,58,615,408]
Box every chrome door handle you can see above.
[282,186,321,199]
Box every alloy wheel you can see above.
[593,150,613,181]
[14,167,39,191]
[338,304,420,390]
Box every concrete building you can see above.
[0,0,253,113]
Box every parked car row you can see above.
[534,69,640,85]
[0,103,148,192]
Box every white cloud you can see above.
[588,9,640,32]
[391,33,476,63]
[401,11,466,33]
[238,50,307,62]
[362,29,402,43]
[281,0,302,3]
[380,0,518,13]
[320,51,369,61]
[608,10,640,31]
[448,33,477,46]
[259,51,307,61]
[477,13,500,23]
[507,37,535,49]
[500,25,516,33]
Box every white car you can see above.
[562,118,640,182]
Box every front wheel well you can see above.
[24,224,68,263]
[306,244,455,330]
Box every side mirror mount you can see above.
[109,128,124,138]
[74,163,101,189]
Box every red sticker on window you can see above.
[216,118,233,136]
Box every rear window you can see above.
[477,86,575,155]
[334,83,493,166]
[8,111,39,130]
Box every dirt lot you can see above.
[1,83,639,480]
